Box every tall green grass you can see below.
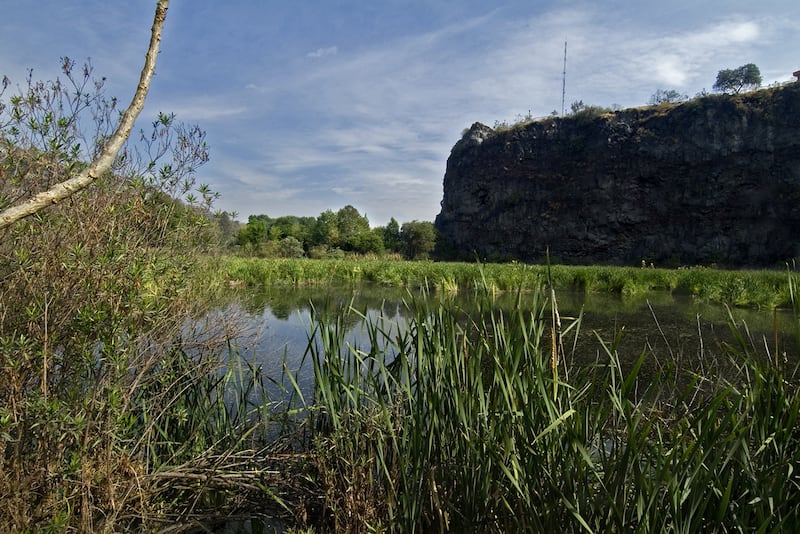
[213,256,794,309]
[306,276,800,532]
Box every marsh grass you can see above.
[215,256,794,309]
[5,235,797,531]
[305,272,800,532]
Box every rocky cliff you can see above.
[435,84,800,267]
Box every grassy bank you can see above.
[212,256,794,309]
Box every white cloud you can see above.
[713,20,760,44]
[169,103,247,121]
[307,46,338,58]
[651,55,691,86]
[245,83,267,93]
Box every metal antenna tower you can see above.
[561,41,567,115]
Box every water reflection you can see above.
[203,284,798,401]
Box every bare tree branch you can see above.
[0,0,170,230]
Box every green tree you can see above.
[648,89,688,105]
[270,215,315,243]
[249,214,273,225]
[356,229,385,255]
[401,220,437,260]
[278,236,305,258]
[235,219,268,249]
[312,209,339,247]
[336,205,370,234]
[713,63,761,94]
[383,217,401,253]
[336,205,370,249]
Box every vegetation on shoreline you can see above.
[306,278,800,532]
[230,207,439,260]
[213,256,795,309]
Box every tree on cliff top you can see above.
[713,63,762,94]
[649,89,688,105]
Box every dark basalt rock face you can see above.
[435,84,800,267]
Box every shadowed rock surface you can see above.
[435,84,800,267]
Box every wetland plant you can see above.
[306,278,800,532]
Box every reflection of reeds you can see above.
[128,321,309,529]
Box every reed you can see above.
[305,273,800,532]
[128,336,309,530]
[9,243,795,530]
[0,284,309,531]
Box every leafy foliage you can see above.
[235,205,417,257]
[0,59,227,530]
[279,235,305,258]
[400,220,438,259]
[569,100,613,124]
[383,217,401,251]
[649,88,689,105]
[713,63,762,94]
[308,275,800,532]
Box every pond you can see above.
[198,284,799,405]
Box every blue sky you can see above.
[2,1,799,226]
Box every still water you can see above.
[197,284,799,403]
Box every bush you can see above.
[279,236,305,258]
[0,60,231,530]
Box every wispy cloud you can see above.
[165,102,247,122]
[638,19,762,87]
[244,83,267,93]
[307,46,338,59]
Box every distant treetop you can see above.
[713,63,762,94]
[649,89,688,105]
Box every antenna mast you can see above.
[561,40,567,115]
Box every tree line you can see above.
[230,205,438,259]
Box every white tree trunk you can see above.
[0,0,170,230]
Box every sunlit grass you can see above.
[211,256,794,309]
